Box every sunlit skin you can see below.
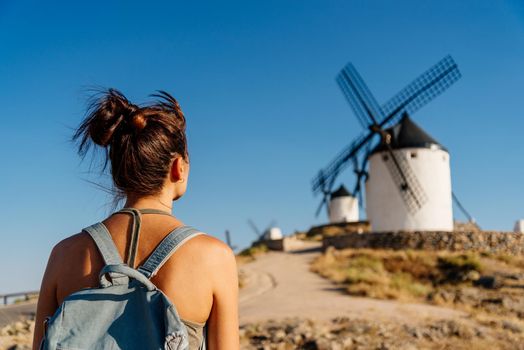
[33,156,240,350]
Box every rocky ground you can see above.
[240,316,524,350]
[0,318,33,350]
[3,243,524,349]
[3,312,524,350]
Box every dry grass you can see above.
[311,247,524,325]
[236,242,269,266]
[482,251,524,269]
[310,248,484,301]
[236,243,269,289]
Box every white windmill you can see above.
[312,56,473,232]
[366,116,452,231]
[328,184,359,223]
[248,219,283,241]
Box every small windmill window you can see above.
[410,151,418,159]
[382,154,389,162]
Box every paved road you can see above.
[238,246,465,326]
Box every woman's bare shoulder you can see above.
[178,232,236,266]
[53,231,92,251]
[40,231,97,293]
[49,231,97,265]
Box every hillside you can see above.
[239,246,524,349]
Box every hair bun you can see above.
[130,112,147,131]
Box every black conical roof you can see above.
[370,115,447,155]
[330,184,352,199]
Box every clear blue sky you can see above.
[1,0,523,294]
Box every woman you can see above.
[32,89,239,349]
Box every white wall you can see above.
[366,147,453,232]
[329,196,359,223]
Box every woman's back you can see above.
[37,210,238,349]
[54,213,214,323]
[33,89,239,350]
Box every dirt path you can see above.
[0,302,35,328]
[239,246,467,326]
[2,246,468,329]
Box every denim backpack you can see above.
[40,208,205,350]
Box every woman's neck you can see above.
[124,193,173,213]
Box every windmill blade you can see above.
[381,144,428,214]
[351,155,362,195]
[359,146,371,209]
[351,154,359,170]
[224,230,237,250]
[336,74,372,128]
[248,219,264,239]
[353,177,364,208]
[225,230,232,246]
[312,169,327,196]
[314,170,335,218]
[352,150,370,209]
[313,164,337,218]
[362,142,372,182]
[379,55,461,128]
[352,159,364,206]
[315,191,330,217]
[337,63,385,125]
[311,131,375,194]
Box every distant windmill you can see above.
[312,55,471,231]
[327,184,359,223]
[248,219,283,241]
[224,230,237,251]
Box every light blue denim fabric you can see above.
[40,209,206,350]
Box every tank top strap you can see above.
[136,208,173,216]
[115,208,142,267]
[137,226,204,279]
[113,207,173,267]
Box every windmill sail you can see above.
[380,55,461,127]
[312,55,461,216]
[382,147,428,213]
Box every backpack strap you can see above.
[83,222,124,265]
[200,324,207,350]
[138,226,204,278]
[99,264,156,291]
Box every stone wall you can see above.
[322,230,524,256]
[307,221,371,238]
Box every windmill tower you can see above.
[312,56,465,232]
[328,184,359,223]
[366,116,452,231]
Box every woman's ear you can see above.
[170,157,185,183]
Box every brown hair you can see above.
[73,88,188,197]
